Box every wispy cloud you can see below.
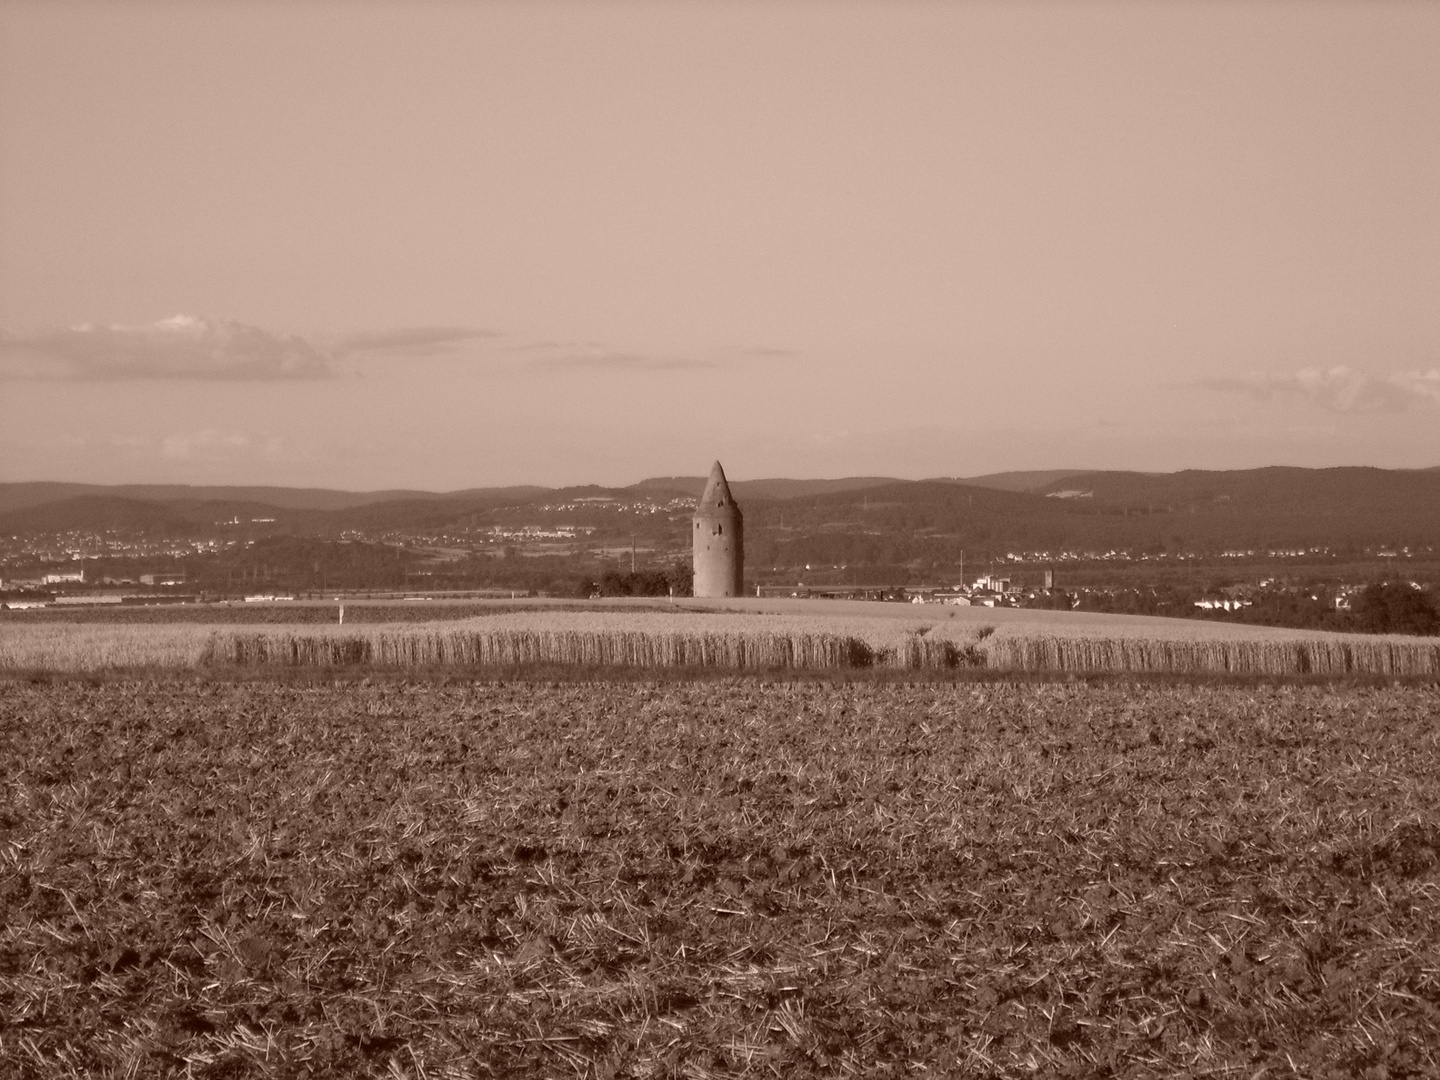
[504,339,600,353]
[523,344,713,372]
[530,354,714,372]
[0,317,508,380]
[0,316,792,381]
[0,315,333,381]
[504,339,796,372]
[1392,369,1440,405]
[1199,366,1440,413]
[331,326,499,358]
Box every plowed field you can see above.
[2,678,1438,1078]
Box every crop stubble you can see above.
[1,679,1438,1078]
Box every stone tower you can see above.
[692,460,743,597]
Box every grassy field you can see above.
[3,600,1437,676]
[2,677,1437,1077]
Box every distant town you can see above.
[1,467,1437,634]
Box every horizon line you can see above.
[2,462,1439,497]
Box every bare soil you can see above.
[2,677,1438,1077]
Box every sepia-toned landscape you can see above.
[4,2,1439,1077]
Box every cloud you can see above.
[0,318,509,380]
[0,315,331,380]
[331,326,499,358]
[505,339,597,353]
[1200,366,1440,413]
[523,344,713,372]
[505,339,797,371]
[1390,369,1440,405]
[529,353,714,372]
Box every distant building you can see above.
[1194,598,1249,612]
[42,570,85,585]
[692,461,743,597]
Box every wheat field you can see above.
[1,603,1436,675]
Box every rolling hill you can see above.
[2,466,1437,561]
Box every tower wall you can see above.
[692,509,743,597]
[692,461,744,597]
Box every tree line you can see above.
[1053,582,1439,636]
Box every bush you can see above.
[1352,583,1440,636]
[582,565,693,598]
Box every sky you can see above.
[1,2,1438,490]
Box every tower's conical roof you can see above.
[697,460,738,512]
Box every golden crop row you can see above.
[201,628,969,670]
[2,614,1435,675]
[984,634,1440,676]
